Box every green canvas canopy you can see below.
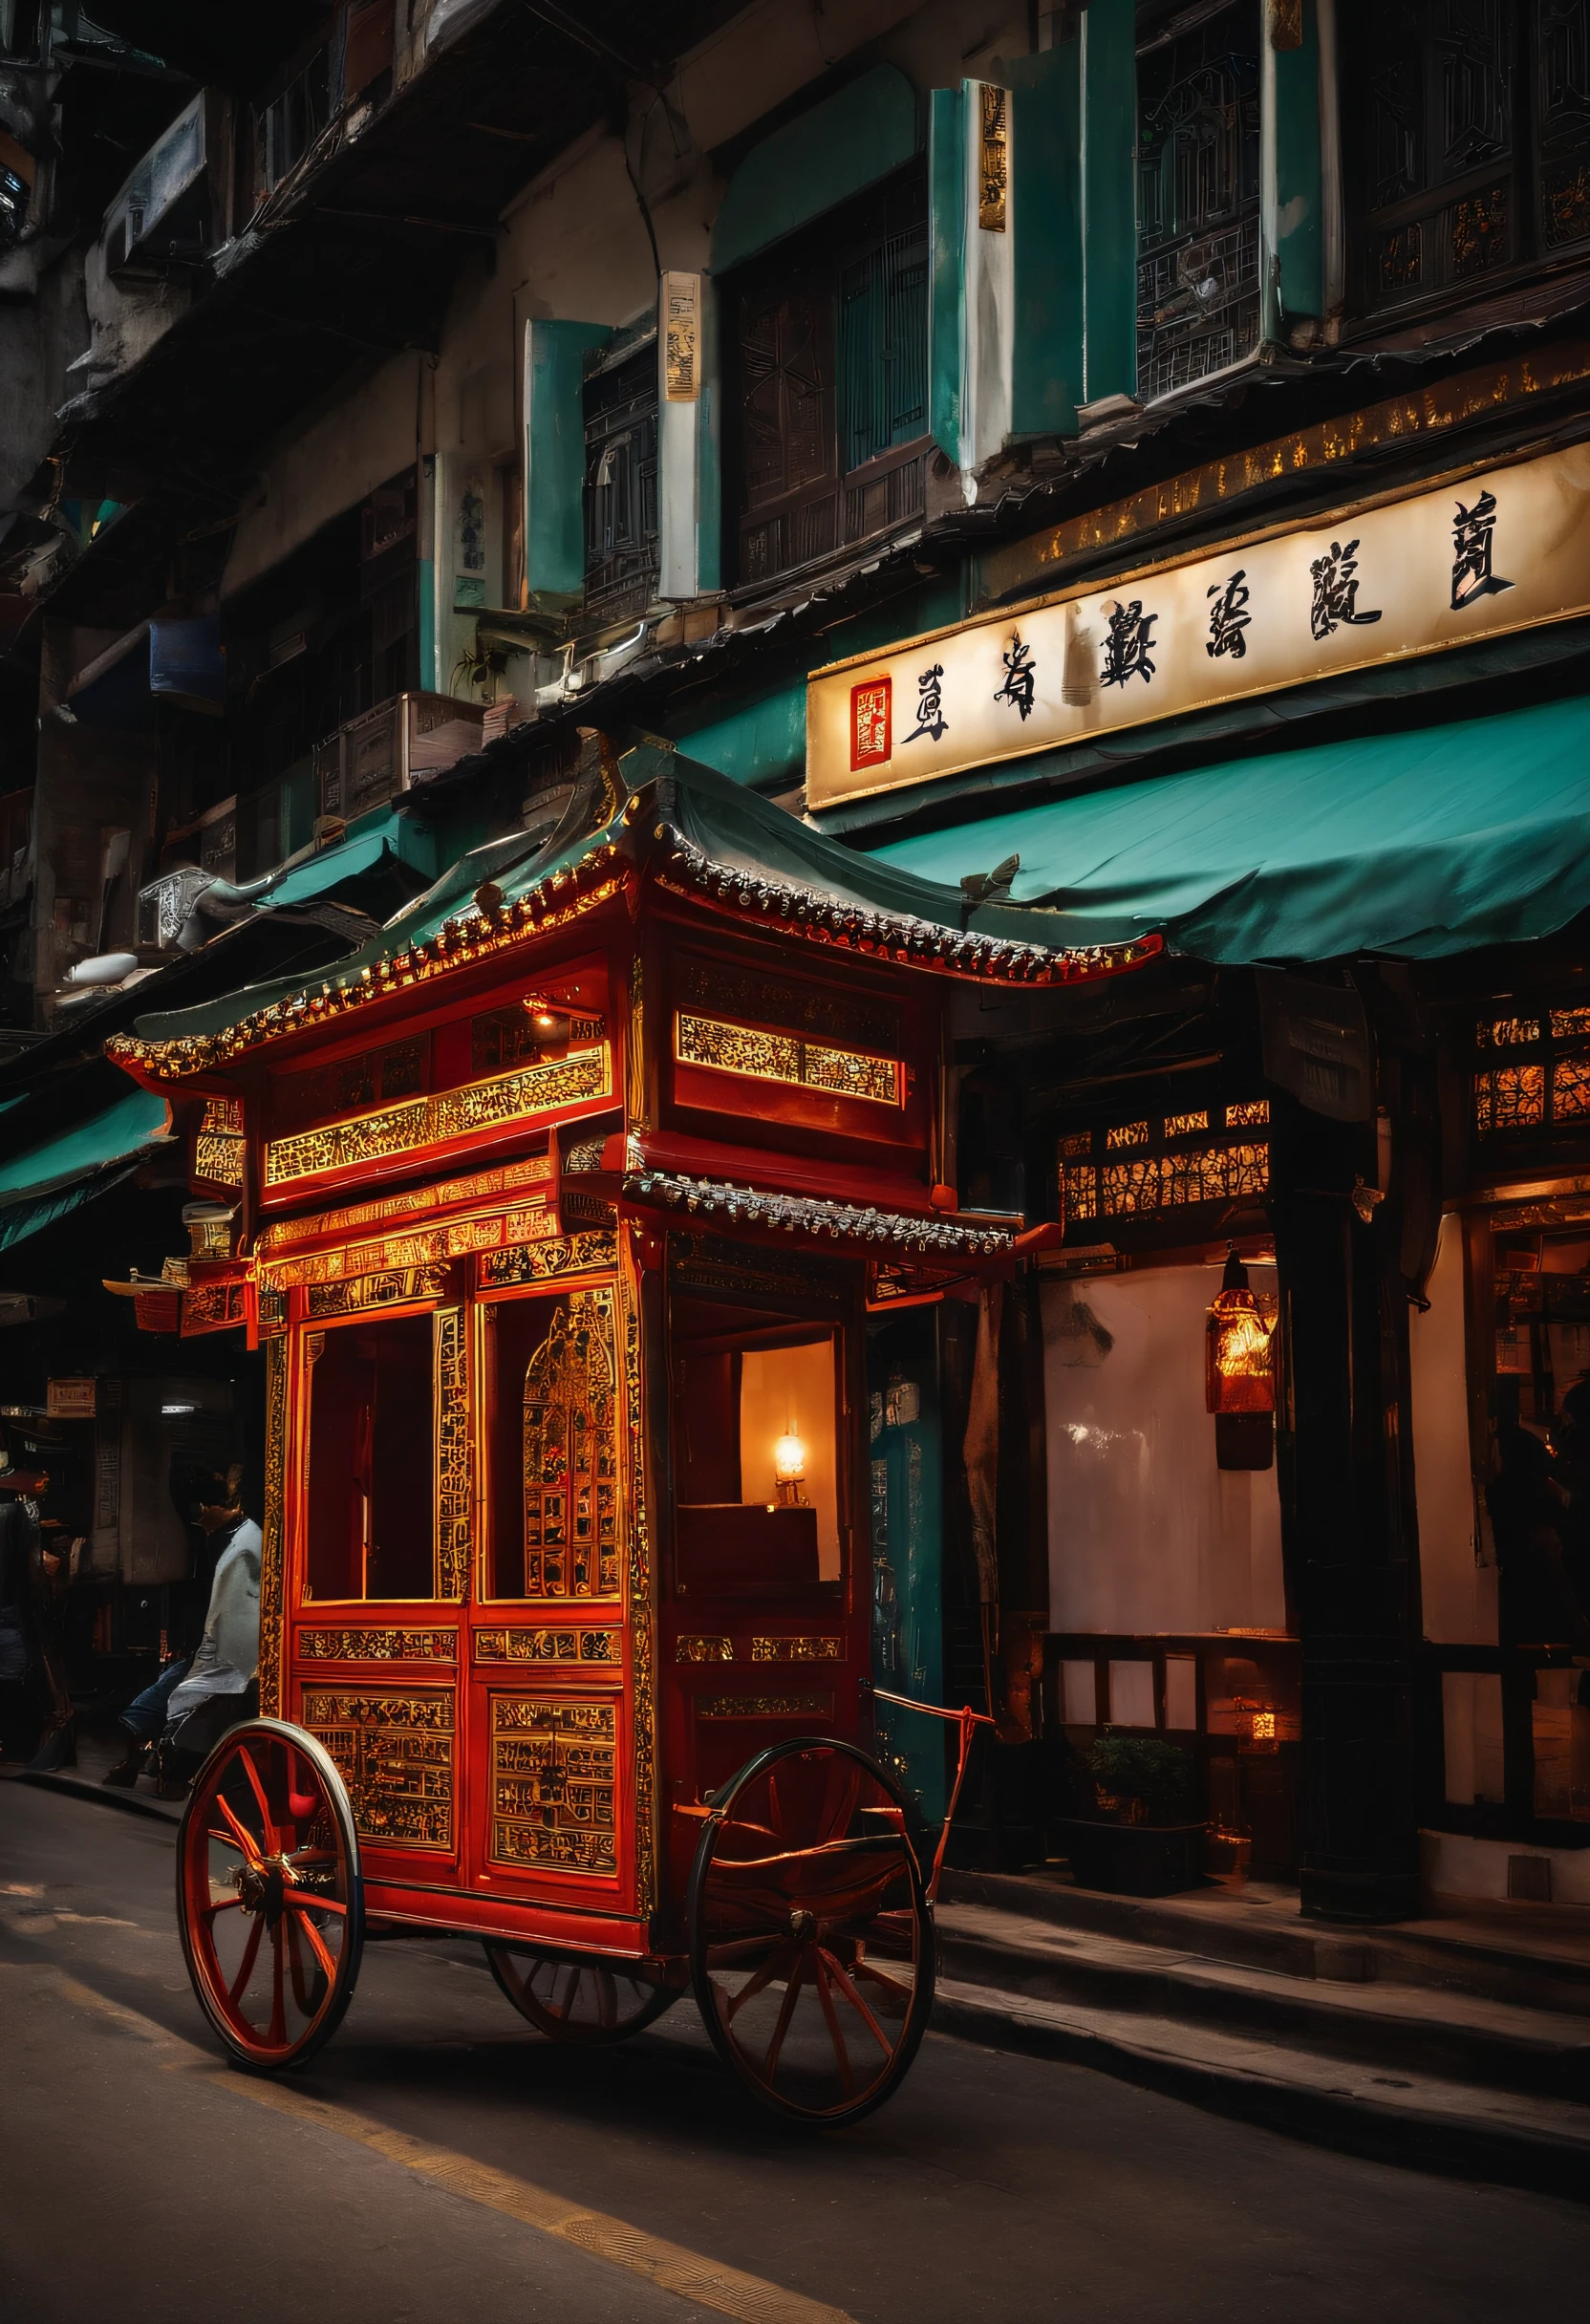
[871,694,1590,962]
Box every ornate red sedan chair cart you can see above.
[110,741,1156,2122]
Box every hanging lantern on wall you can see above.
[1206,1247,1276,1471]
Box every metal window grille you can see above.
[1136,0,1262,403]
[583,343,659,623]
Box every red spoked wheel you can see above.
[177,1718,363,2071]
[687,1736,935,2125]
[483,1945,678,2044]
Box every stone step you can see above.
[939,1865,1590,2018]
[932,1976,1590,2202]
[935,1902,1590,2100]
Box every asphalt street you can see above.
[2,1779,1587,2324]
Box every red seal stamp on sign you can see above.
[849,676,892,771]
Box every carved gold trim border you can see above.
[306,1263,448,1319]
[695,1693,832,1718]
[675,1636,843,1663]
[479,1229,618,1289]
[258,1156,553,1254]
[264,1201,555,1289]
[474,1627,619,1665]
[436,1305,470,1602]
[258,1335,287,1719]
[618,1242,655,1917]
[298,1629,459,1662]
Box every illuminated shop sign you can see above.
[806,440,1590,809]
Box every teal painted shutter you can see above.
[928,84,967,463]
[525,319,612,601]
[1271,3,1323,330]
[1009,44,1083,440]
[1080,0,1137,407]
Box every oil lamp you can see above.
[773,1432,806,1506]
[1206,1246,1276,1471]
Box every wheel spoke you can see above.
[214,1792,267,1867]
[286,1912,325,2014]
[594,1971,617,2030]
[237,1746,280,1857]
[811,1950,855,2096]
[226,1911,265,2006]
[725,1939,799,2022]
[285,1895,340,1983]
[703,1934,784,1968]
[760,1950,806,2080]
[819,1947,894,2058]
[201,1899,244,1922]
[287,1889,346,1917]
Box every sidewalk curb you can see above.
[13,1769,183,1826]
[932,1982,1590,2203]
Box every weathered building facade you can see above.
[4,0,1590,1924]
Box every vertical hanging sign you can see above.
[662,272,699,402]
[978,84,1008,230]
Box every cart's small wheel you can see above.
[688,1735,935,2126]
[177,1717,363,2071]
[484,1944,677,2044]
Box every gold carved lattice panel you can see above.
[675,1012,899,1106]
[300,1689,453,1850]
[523,1286,620,1599]
[488,1694,617,1876]
[474,1627,618,1665]
[264,1048,609,1186]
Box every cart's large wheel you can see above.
[688,1735,935,2125]
[177,1718,363,2071]
[484,1945,678,2044]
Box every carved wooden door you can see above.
[463,1273,634,1929]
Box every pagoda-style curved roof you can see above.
[110,741,1160,1082]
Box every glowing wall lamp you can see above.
[1206,1247,1276,1472]
[772,1432,807,1506]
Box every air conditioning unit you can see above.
[315,692,491,822]
[102,92,227,279]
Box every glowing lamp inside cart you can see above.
[772,1433,807,1505]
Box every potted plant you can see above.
[1055,1734,1207,1896]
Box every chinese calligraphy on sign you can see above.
[1309,538,1382,639]
[807,442,1590,808]
[1101,601,1157,689]
[903,663,948,743]
[993,635,1037,720]
[1450,491,1514,611]
[1206,570,1251,660]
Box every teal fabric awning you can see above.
[871,695,1590,962]
[0,1078,172,1254]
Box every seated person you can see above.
[103,1464,261,1789]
